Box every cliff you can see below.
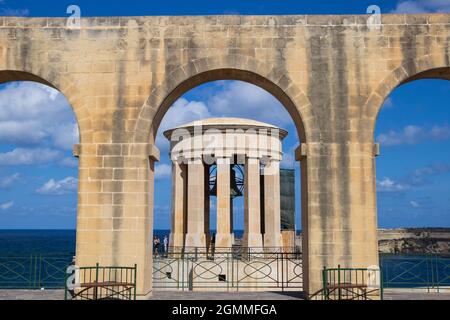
[378,228,450,254]
[292,228,450,254]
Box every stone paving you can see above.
[1,289,450,300]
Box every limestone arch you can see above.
[363,54,450,139]
[0,70,92,143]
[135,55,317,293]
[133,55,318,145]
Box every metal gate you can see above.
[153,249,303,291]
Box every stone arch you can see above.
[135,54,316,294]
[133,54,318,145]
[0,70,92,144]
[363,54,450,139]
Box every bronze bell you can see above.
[210,165,243,198]
[230,166,243,198]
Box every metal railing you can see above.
[311,265,382,300]
[381,253,450,292]
[153,247,303,291]
[2,252,449,296]
[0,254,73,289]
[65,263,137,300]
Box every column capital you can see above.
[245,156,260,166]
[260,156,280,168]
[295,144,307,161]
[173,156,187,165]
[149,144,160,162]
[73,144,81,158]
[216,156,231,165]
[373,143,380,157]
[186,156,204,165]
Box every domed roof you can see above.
[178,117,279,129]
[163,117,288,139]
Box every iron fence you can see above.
[380,253,450,291]
[2,252,449,294]
[0,254,73,289]
[153,247,303,291]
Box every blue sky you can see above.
[2,0,450,17]
[0,0,449,230]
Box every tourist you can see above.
[153,236,161,257]
[163,235,169,256]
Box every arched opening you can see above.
[374,67,450,290]
[149,69,307,144]
[150,69,307,292]
[0,71,80,289]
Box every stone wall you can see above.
[294,228,450,254]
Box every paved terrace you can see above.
[1,290,449,300]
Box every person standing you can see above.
[153,236,161,257]
[163,235,169,256]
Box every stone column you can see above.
[301,142,379,297]
[185,158,207,249]
[263,159,282,248]
[243,157,263,249]
[204,164,211,249]
[215,157,233,248]
[169,160,186,250]
[76,143,160,299]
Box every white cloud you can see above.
[391,0,450,13]
[0,120,48,144]
[377,163,450,194]
[156,81,296,153]
[52,123,80,151]
[377,177,409,192]
[0,82,79,150]
[410,201,420,208]
[154,204,170,215]
[36,177,78,195]
[0,148,62,166]
[0,173,20,189]
[382,97,394,109]
[156,98,211,152]
[155,164,172,180]
[281,145,298,169]
[408,163,450,186]
[430,125,450,141]
[207,81,291,127]
[377,125,450,146]
[0,201,14,210]
[59,157,79,168]
[0,8,29,16]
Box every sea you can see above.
[0,229,175,256]
[0,229,246,256]
[0,230,449,289]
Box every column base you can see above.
[215,233,233,248]
[169,233,185,250]
[243,233,263,249]
[281,230,296,252]
[264,233,282,249]
[184,233,206,250]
